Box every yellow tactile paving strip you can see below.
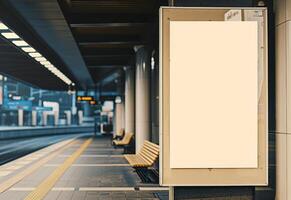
[24,138,92,200]
[0,139,77,193]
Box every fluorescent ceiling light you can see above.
[1,32,20,39]
[40,61,50,65]
[21,47,35,53]
[0,22,74,86]
[48,67,55,71]
[44,64,54,69]
[55,72,62,76]
[29,52,42,57]
[51,69,59,73]
[0,23,8,30]
[12,40,28,46]
[35,57,46,62]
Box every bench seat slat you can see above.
[140,149,157,163]
[124,140,159,168]
[143,145,159,156]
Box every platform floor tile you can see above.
[0,135,168,199]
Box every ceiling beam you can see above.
[88,65,124,69]
[79,41,145,48]
[75,35,142,43]
[69,0,158,14]
[84,55,131,59]
[70,22,148,28]
[68,14,156,24]
[79,47,134,55]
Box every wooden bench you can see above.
[124,141,159,182]
[112,132,133,146]
[112,128,125,140]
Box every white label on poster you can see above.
[224,10,242,21]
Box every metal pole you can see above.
[168,0,174,6]
[169,186,175,200]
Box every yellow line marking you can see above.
[25,138,92,200]
[0,139,77,193]
[10,187,35,191]
[9,187,76,191]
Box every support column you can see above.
[275,1,291,199]
[32,110,37,126]
[18,109,23,126]
[42,112,47,126]
[78,110,83,125]
[135,46,151,151]
[54,111,59,126]
[121,102,125,131]
[114,101,124,137]
[64,110,71,125]
[125,67,135,134]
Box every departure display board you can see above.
[77,96,94,102]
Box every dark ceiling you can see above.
[0,0,167,92]
[57,0,165,90]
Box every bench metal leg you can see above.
[134,167,153,183]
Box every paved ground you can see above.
[0,133,92,165]
[0,135,169,200]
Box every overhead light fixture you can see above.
[1,32,20,39]
[40,61,50,65]
[50,68,59,73]
[0,21,74,86]
[21,47,35,53]
[115,96,122,104]
[28,52,42,58]
[35,57,46,62]
[0,23,8,30]
[48,67,55,71]
[12,40,28,47]
[44,64,54,69]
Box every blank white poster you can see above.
[169,21,258,168]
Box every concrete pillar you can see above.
[42,112,47,126]
[121,102,125,131]
[78,110,83,125]
[114,102,124,137]
[275,1,291,199]
[54,111,59,126]
[64,110,71,125]
[32,110,37,126]
[135,46,151,151]
[125,67,135,134]
[18,109,23,126]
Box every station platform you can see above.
[0,134,168,200]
